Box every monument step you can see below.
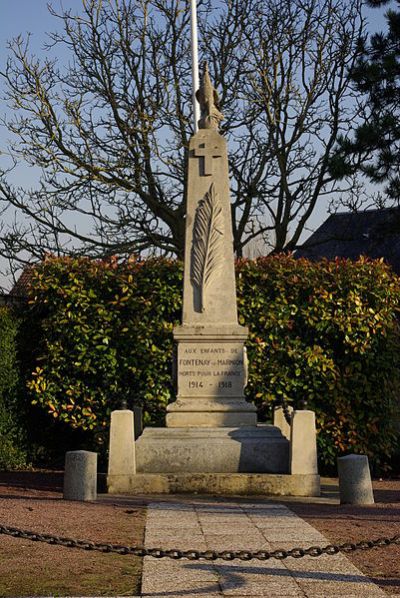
[107,472,320,496]
[166,402,257,427]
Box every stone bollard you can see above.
[107,409,136,493]
[290,410,318,475]
[273,405,293,440]
[63,450,97,501]
[337,454,374,505]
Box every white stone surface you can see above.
[63,450,97,501]
[290,410,318,475]
[107,409,136,493]
[338,454,375,505]
[140,500,385,597]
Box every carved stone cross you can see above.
[193,140,222,176]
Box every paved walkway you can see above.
[140,500,386,597]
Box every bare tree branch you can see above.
[0,0,366,274]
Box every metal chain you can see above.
[276,398,309,425]
[281,397,292,425]
[273,397,292,425]
[0,524,399,561]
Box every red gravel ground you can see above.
[0,472,146,597]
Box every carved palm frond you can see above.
[191,183,224,312]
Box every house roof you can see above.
[296,207,400,273]
[9,265,34,298]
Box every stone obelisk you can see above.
[166,64,257,428]
[134,64,288,475]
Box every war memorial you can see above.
[107,64,320,497]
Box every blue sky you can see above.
[0,0,393,56]
[0,1,83,47]
[0,1,396,287]
[0,1,85,186]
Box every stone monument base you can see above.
[135,425,289,474]
[107,472,320,496]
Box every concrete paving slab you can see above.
[145,529,206,539]
[249,517,308,528]
[140,500,386,597]
[200,525,254,535]
[264,531,325,542]
[142,576,221,596]
[220,583,300,596]
[284,553,365,574]
[142,565,219,583]
[298,580,385,596]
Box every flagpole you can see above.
[190,0,200,133]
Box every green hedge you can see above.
[0,307,27,470]
[24,255,400,473]
[26,257,182,454]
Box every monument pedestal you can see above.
[167,324,257,427]
[135,425,289,474]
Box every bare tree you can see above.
[0,0,366,275]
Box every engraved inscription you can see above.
[177,342,245,397]
[191,183,224,313]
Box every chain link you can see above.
[273,397,292,425]
[281,398,292,425]
[0,524,399,561]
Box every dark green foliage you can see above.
[331,0,400,198]
[0,307,27,470]
[25,255,400,473]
